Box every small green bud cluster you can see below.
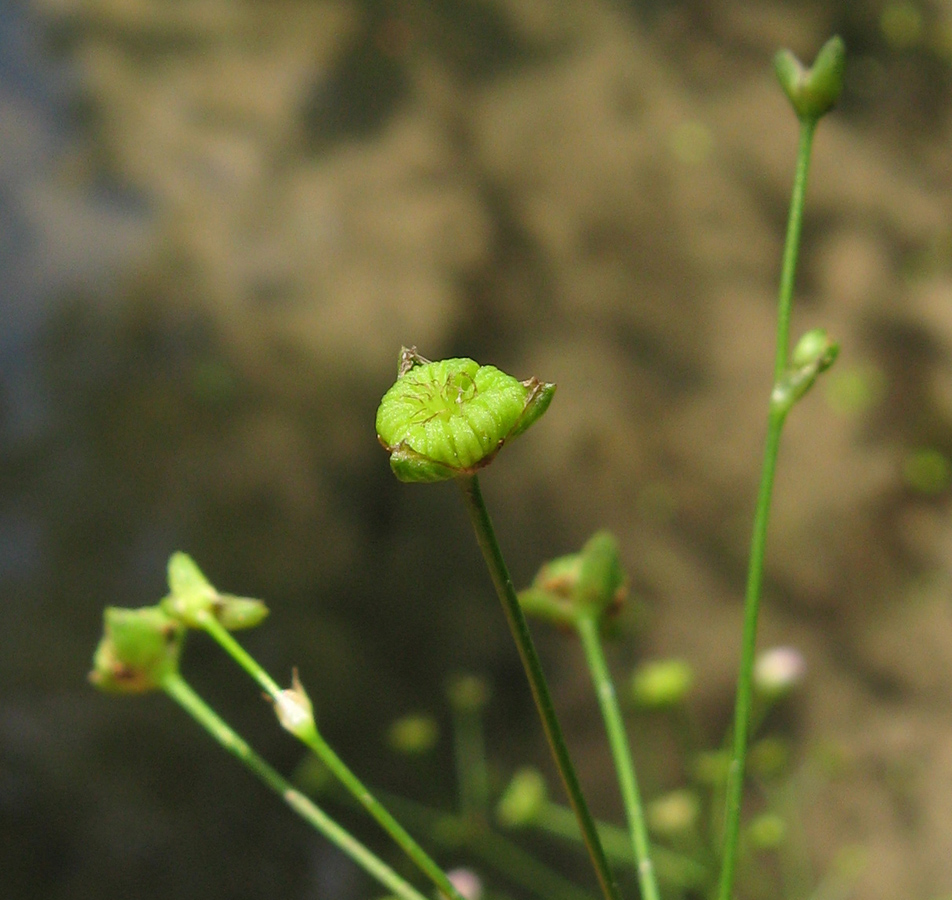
[90,553,270,694]
[774,35,846,122]
[376,348,555,483]
[162,552,269,630]
[518,531,627,627]
[772,328,839,417]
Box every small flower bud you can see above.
[753,646,806,698]
[445,673,491,713]
[630,658,694,709]
[574,531,627,617]
[89,606,185,693]
[375,348,555,483]
[387,713,439,755]
[647,789,700,838]
[519,533,627,626]
[273,669,318,741]
[774,35,846,122]
[496,767,548,828]
[518,552,583,627]
[746,812,787,850]
[445,868,483,900]
[162,553,268,631]
[772,329,839,415]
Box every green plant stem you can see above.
[535,801,710,891]
[575,613,660,900]
[199,616,465,900]
[716,115,818,900]
[160,672,431,900]
[772,118,816,382]
[457,473,620,900]
[451,699,490,819]
[371,789,597,900]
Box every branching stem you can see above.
[717,115,818,900]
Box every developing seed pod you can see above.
[89,606,185,693]
[162,552,268,630]
[774,35,846,121]
[375,347,555,483]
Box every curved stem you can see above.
[717,115,818,900]
[575,613,660,900]
[456,473,620,900]
[200,616,465,900]
[160,673,430,900]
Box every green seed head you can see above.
[89,606,185,693]
[376,348,555,483]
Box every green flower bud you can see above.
[375,347,555,483]
[519,533,627,626]
[746,812,787,851]
[386,713,439,755]
[630,658,694,709]
[162,552,268,631]
[445,673,491,713]
[574,531,626,617]
[774,35,846,122]
[89,606,185,694]
[496,767,548,828]
[772,329,839,416]
[646,789,700,838]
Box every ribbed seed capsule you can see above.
[376,348,555,483]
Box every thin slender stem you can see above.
[160,673,431,900]
[773,119,817,383]
[536,801,710,891]
[575,613,660,900]
[371,788,597,900]
[457,473,620,900]
[199,616,466,900]
[451,700,490,819]
[717,115,818,900]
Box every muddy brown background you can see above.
[4,1,952,898]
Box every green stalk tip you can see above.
[775,35,846,121]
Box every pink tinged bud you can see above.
[446,869,483,900]
[753,646,806,697]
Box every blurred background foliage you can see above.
[5,0,952,898]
